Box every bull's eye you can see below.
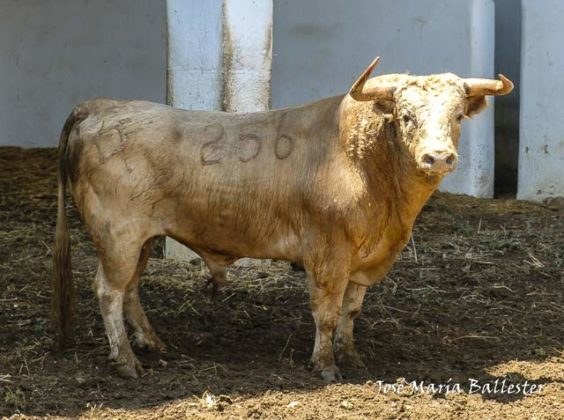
[402,113,412,124]
[456,113,464,122]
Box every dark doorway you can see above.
[493,0,521,197]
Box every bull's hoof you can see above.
[133,332,167,354]
[203,277,223,299]
[114,356,144,379]
[336,350,365,369]
[314,365,343,384]
[152,336,167,353]
[319,365,342,383]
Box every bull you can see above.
[52,57,513,381]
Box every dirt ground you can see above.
[0,146,562,419]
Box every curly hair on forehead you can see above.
[402,76,467,97]
[370,73,467,96]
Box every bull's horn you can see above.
[349,56,396,101]
[464,74,514,96]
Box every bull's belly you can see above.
[165,215,303,263]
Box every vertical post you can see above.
[166,0,223,110]
[165,0,273,261]
[518,0,564,201]
[222,0,273,112]
[440,0,495,197]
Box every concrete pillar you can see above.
[272,0,496,197]
[440,0,495,198]
[165,0,273,261]
[222,0,272,112]
[517,0,564,201]
[166,0,223,110]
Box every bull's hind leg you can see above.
[124,240,166,352]
[94,245,144,378]
[334,282,367,368]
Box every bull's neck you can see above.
[339,101,442,227]
[370,141,439,227]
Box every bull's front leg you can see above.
[305,246,351,382]
[333,282,367,368]
[334,253,400,368]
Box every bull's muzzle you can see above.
[418,150,458,174]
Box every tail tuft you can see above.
[52,108,87,350]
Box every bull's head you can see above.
[348,57,513,176]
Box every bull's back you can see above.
[68,98,341,259]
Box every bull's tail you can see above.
[52,107,87,350]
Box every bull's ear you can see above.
[373,99,395,116]
[463,74,513,118]
[465,96,488,118]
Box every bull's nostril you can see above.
[421,152,456,171]
[422,154,435,166]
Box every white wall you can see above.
[3,0,560,201]
[518,0,564,200]
[0,0,166,148]
[272,0,496,197]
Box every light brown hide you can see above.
[53,66,512,381]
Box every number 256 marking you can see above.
[200,124,294,166]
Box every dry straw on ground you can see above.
[0,147,562,419]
